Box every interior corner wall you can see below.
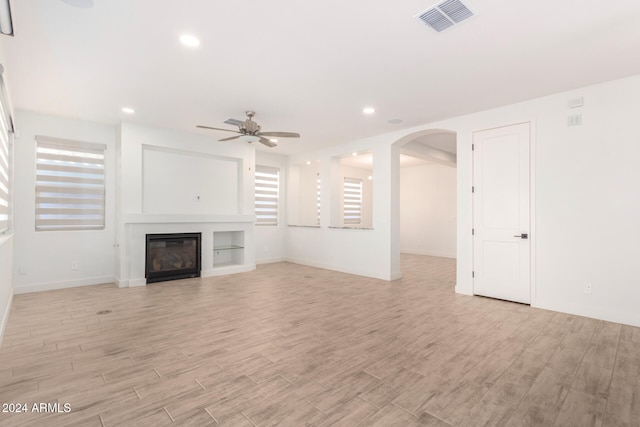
[400,163,456,258]
[255,150,288,264]
[12,111,117,294]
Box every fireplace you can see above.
[145,233,201,283]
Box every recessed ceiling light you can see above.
[352,152,358,156]
[61,0,94,8]
[306,161,311,165]
[180,34,200,47]
[387,118,403,124]
[121,107,135,114]
[363,107,375,114]
[368,175,373,180]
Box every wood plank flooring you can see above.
[0,254,639,426]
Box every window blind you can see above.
[0,97,10,234]
[255,165,279,226]
[343,177,363,225]
[35,136,106,231]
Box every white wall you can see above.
[118,122,254,217]
[394,74,640,327]
[255,151,287,264]
[288,161,324,228]
[400,163,456,258]
[142,146,240,214]
[12,111,117,294]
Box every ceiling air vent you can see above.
[416,0,475,32]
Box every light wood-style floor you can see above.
[0,255,639,426]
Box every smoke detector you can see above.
[416,0,476,32]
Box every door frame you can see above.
[471,120,537,306]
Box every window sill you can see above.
[328,226,374,230]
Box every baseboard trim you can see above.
[533,300,640,328]
[202,264,256,277]
[115,277,129,288]
[400,249,457,259]
[455,286,473,296]
[13,276,115,294]
[390,271,403,281]
[256,257,286,265]
[284,257,391,281]
[0,290,13,348]
[128,278,147,287]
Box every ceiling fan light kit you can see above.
[240,135,260,143]
[197,111,300,148]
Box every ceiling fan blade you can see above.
[259,137,277,148]
[224,118,244,126]
[196,125,240,133]
[219,135,243,142]
[257,131,300,138]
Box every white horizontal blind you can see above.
[343,177,363,225]
[35,136,106,231]
[255,165,279,226]
[0,95,10,234]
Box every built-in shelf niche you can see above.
[213,231,245,268]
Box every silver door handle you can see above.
[514,233,528,239]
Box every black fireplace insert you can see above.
[145,233,201,283]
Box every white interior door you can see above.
[473,123,531,304]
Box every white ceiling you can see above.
[412,131,456,154]
[3,0,640,155]
[340,152,434,170]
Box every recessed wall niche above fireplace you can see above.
[145,233,201,283]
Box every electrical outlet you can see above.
[71,261,79,271]
[584,282,592,294]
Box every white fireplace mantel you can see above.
[123,214,255,224]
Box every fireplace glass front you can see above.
[145,233,201,283]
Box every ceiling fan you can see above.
[197,111,300,147]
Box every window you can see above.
[343,177,363,225]
[0,83,13,235]
[35,136,106,231]
[255,165,279,226]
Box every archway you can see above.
[390,128,458,280]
